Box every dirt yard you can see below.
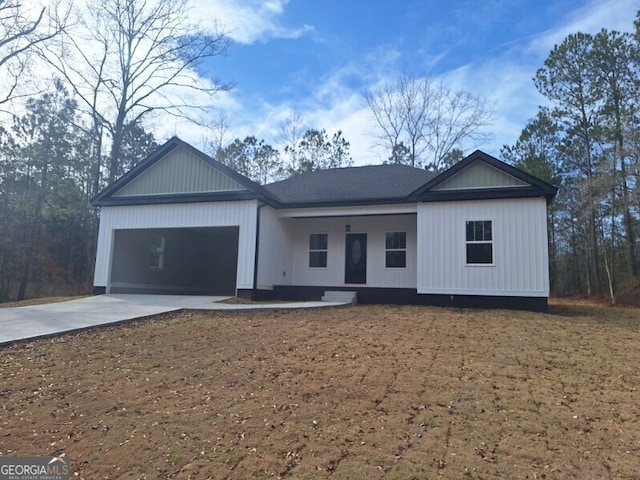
[1,301,639,479]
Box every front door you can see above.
[345,233,367,284]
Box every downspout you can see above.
[252,202,266,300]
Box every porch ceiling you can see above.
[276,203,418,218]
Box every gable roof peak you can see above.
[409,149,558,201]
[91,136,277,206]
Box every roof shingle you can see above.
[265,164,435,206]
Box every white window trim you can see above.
[464,220,495,267]
[308,233,328,269]
[384,231,407,269]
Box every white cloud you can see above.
[240,58,392,166]
[191,0,313,44]
[526,0,637,56]
[305,95,379,166]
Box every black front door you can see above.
[345,233,367,284]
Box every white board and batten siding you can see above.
[256,206,294,290]
[417,198,549,297]
[287,214,418,289]
[93,200,258,290]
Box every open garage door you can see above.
[109,227,239,295]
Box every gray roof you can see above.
[265,164,436,206]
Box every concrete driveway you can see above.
[0,294,346,345]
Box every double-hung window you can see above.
[385,232,406,268]
[466,220,493,265]
[309,233,328,268]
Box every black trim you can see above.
[417,186,552,202]
[94,190,262,206]
[236,289,252,300]
[93,284,547,311]
[237,288,275,301]
[272,285,548,312]
[252,203,265,299]
[417,294,548,312]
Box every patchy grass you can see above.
[0,302,639,479]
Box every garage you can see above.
[109,226,239,295]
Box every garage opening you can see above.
[109,227,239,295]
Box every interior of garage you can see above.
[109,226,239,295]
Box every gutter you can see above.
[252,202,266,299]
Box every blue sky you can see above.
[174,0,638,165]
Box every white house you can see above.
[92,137,557,311]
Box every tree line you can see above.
[212,123,354,184]
[502,13,640,303]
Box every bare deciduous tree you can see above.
[363,81,406,161]
[206,109,232,158]
[0,0,68,105]
[278,108,306,171]
[363,74,493,170]
[42,0,232,184]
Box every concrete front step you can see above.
[321,290,358,304]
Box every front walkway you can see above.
[0,294,347,346]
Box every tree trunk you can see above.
[108,125,125,184]
[588,207,600,295]
[91,122,103,198]
[603,185,616,305]
[581,110,600,296]
[17,210,40,301]
[620,150,636,275]
[17,156,49,301]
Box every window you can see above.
[466,220,493,264]
[149,234,165,270]
[385,232,406,268]
[309,233,328,268]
